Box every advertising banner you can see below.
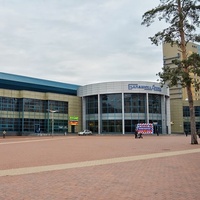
[136,123,153,134]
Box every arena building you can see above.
[0,72,170,135]
[77,81,170,134]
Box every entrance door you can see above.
[71,125,75,133]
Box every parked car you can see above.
[78,130,92,136]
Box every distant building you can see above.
[163,42,200,134]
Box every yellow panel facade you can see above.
[170,99,184,133]
[0,88,82,134]
[163,42,200,133]
[68,96,82,133]
[0,89,19,98]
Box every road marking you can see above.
[0,148,200,177]
[0,137,76,145]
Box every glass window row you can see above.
[86,119,162,134]
[0,97,68,113]
[0,118,68,133]
[0,97,69,134]
[183,106,200,117]
[85,93,161,115]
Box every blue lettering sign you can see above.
[128,84,161,92]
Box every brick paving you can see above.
[0,134,200,200]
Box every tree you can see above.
[141,0,200,144]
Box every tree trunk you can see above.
[178,0,198,144]
[187,86,198,144]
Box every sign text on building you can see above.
[128,84,161,92]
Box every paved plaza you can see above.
[0,134,200,200]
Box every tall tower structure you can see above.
[163,42,200,134]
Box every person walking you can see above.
[184,131,188,137]
[156,127,159,136]
[3,130,6,138]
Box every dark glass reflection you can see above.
[124,93,146,113]
[101,94,122,113]
[148,94,161,114]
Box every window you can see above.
[86,95,98,114]
[149,94,161,114]
[101,94,122,113]
[124,94,146,113]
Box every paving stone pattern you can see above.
[0,135,200,200]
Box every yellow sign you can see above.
[69,121,78,125]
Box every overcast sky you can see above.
[0,0,167,86]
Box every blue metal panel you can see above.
[0,72,80,95]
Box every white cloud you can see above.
[0,0,165,85]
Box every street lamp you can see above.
[47,109,58,137]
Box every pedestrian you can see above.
[156,127,159,136]
[135,131,138,138]
[135,128,138,138]
[3,130,6,138]
[185,131,188,137]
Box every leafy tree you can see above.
[141,0,200,144]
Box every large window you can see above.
[101,94,122,113]
[24,119,45,132]
[125,119,145,133]
[24,99,45,112]
[124,93,146,113]
[195,106,200,116]
[86,120,98,133]
[183,106,190,117]
[85,96,98,132]
[149,94,161,114]
[47,100,68,134]
[86,95,98,114]
[50,119,68,133]
[183,106,200,117]
[0,97,19,111]
[0,96,68,134]
[102,120,122,133]
[48,100,68,114]
[0,97,20,132]
[100,94,122,133]
[0,118,19,131]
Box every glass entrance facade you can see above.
[78,81,170,134]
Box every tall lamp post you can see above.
[47,109,58,137]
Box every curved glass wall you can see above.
[124,93,146,113]
[148,94,162,133]
[85,95,98,132]
[84,93,163,134]
[101,94,122,134]
[124,93,146,133]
